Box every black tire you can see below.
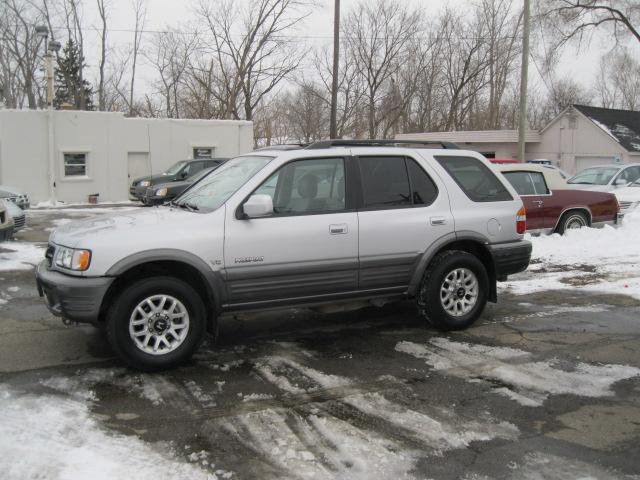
[416,250,489,331]
[556,210,589,235]
[106,276,207,371]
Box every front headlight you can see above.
[55,247,91,271]
[139,180,151,187]
[155,187,168,197]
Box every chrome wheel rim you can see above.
[129,294,190,355]
[566,215,586,229]
[440,268,478,317]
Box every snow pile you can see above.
[396,338,640,407]
[503,210,640,298]
[0,385,216,480]
[0,242,45,271]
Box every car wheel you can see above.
[556,210,589,235]
[106,276,207,371]
[416,250,489,331]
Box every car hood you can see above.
[132,173,176,186]
[614,186,640,202]
[152,179,192,191]
[50,207,203,248]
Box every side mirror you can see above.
[614,178,629,187]
[180,171,188,179]
[243,194,273,218]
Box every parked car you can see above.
[3,200,26,232]
[497,164,621,234]
[612,178,640,214]
[0,200,15,242]
[129,158,228,201]
[37,140,531,371]
[489,159,519,164]
[142,166,221,206]
[567,163,640,192]
[0,185,30,209]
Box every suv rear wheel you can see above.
[106,276,207,371]
[417,250,489,330]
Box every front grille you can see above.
[45,245,55,267]
[13,215,26,229]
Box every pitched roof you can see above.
[573,104,640,153]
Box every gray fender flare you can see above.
[105,249,226,313]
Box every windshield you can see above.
[164,161,188,175]
[187,167,216,184]
[568,167,620,185]
[172,156,273,212]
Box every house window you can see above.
[193,147,214,159]
[63,153,87,177]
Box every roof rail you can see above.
[305,139,460,150]
[255,143,309,151]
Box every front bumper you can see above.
[35,260,114,325]
[0,225,14,241]
[489,239,532,280]
[129,185,149,200]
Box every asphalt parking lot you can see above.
[1,206,639,479]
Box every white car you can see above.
[0,185,30,210]
[613,179,640,213]
[567,164,640,192]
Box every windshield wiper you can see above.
[177,201,199,212]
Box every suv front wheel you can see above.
[417,250,489,330]
[106,276,207,371]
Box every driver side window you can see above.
[254,157,346,215]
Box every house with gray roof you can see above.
[397,104,640,175]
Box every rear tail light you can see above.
[516,206,527,234]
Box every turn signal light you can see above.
[516,206,527,234]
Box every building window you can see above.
[63,153,87,177]
[193,147,214,159]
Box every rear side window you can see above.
[359,156,438,208]
[435,156,512,202]
[503,171,549,195]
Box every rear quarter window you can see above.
[435,156,513,202]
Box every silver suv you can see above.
[36,140,531,371]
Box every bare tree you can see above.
[196,0,313,121]
[129,0,147,115]
[96,0,109,111]
[540,0,639,46]
[594,49,640,110]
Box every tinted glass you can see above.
[529,172,549,194]
[435,156,512,202]
[407,160,438,205]
[255,158,345,214]
[360,156,411,208]
[503,172,536,195]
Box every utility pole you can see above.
[517,0,530,163]
[329,0,340,139]
[36,25,61,205]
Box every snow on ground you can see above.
[502,210,640,299]
[0,241,46,271]
[0,384,217,480]
[396,338,640,407]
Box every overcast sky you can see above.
[65,0,633,102]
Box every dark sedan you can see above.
[142,166,218,205]
[129,158,228,201]
[497,164,621,234]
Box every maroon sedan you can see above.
[497,164,621,234]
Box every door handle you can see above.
[329,223,348,234]
[532,200,544,207]
[430,216,447,226]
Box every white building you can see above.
[397,104,640,175]
[0,110,253,204]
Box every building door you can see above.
[127,152,151,182]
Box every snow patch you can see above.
[396,338,640,406]
[0,384,216,480]
[0,242,46,271]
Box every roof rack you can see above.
[305,139,460,150]
[255,143,309,151]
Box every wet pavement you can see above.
[1,207,639,479]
